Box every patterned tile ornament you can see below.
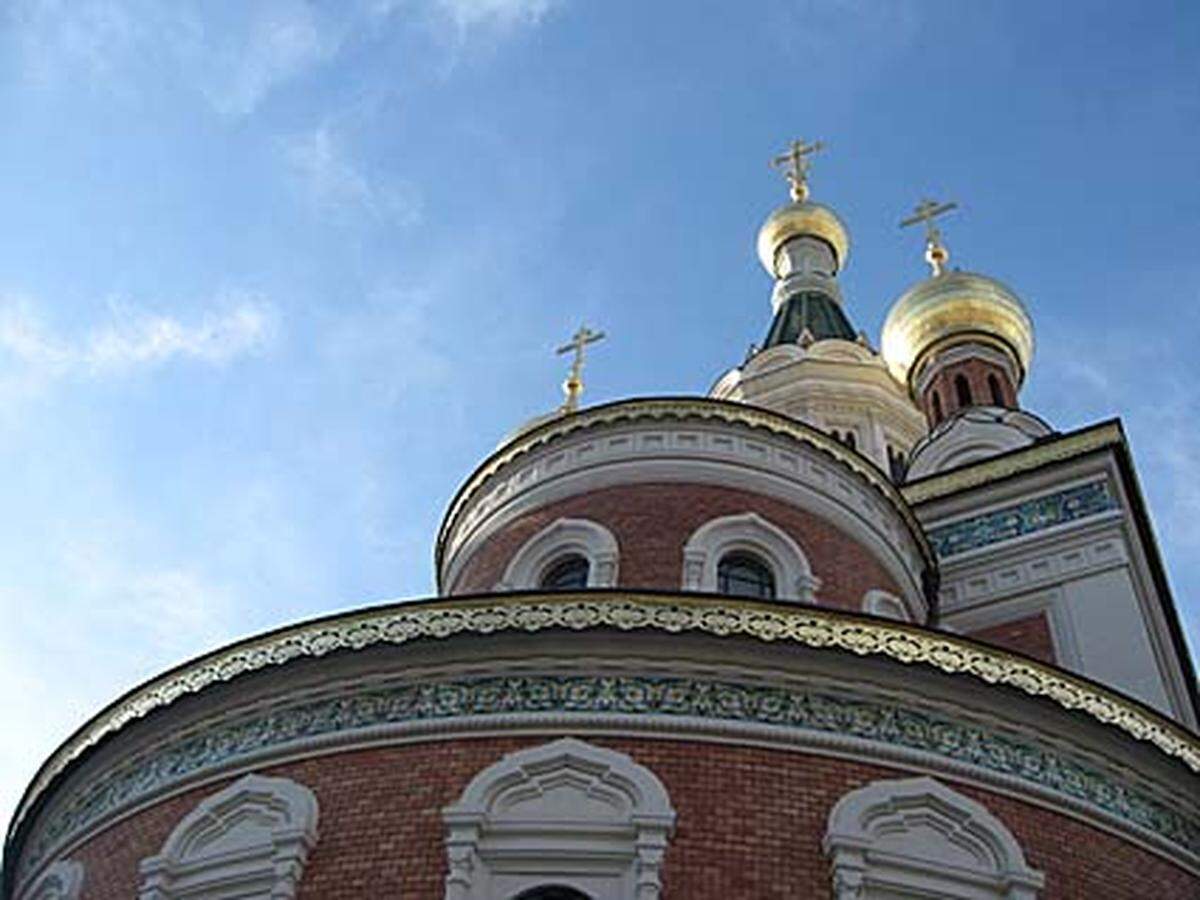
[20,674,1199,879]
[928,481,1118,559]
[13,593,1200,840]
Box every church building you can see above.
[5,142,1198,899]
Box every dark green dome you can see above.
[763,291,856,348]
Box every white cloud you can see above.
[284,126,423,225]
[431,0,557,30]
[0,533,241,836]
[9,0,560,115]
[182,1,338,118]
[8,0,339,117]
[0,294,277,382]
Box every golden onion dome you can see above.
[756,201,850,277]
[880,270,1034,390]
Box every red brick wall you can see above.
[922,356,1017,425]
[449,482,905,611]
[54,737,1195,899]
[969,612,1057,664]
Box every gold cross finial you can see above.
[900,198,958,276]
[771,138,824,202]
[555,324,605,413]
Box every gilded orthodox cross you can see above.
[771,138,825,202]
[901,198,958,276]
[556,324,605,413]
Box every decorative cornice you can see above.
[435,397,934,584]
[11,592,1199,847]
[18,674,1198,884]
[902,421,1122,505]
[927,481,1118,559]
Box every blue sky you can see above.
[0,0,1197,832]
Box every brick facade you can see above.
[55,736,1194,899]
[969,611,1057,664]
[449,482,905,611]
[921,356,1017,426]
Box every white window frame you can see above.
[681,512,819,602]
[499,518,619,590]
[824,776,1044,899]
[442,738,675,900]
[138,774,319,900]
[21,860,84,900]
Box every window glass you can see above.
[954,374,973,407]
[539,555,590,590]
[988,373,1005,406]
[717,552,776,599]
[512,888,592,900]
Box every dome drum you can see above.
[436,398,933,614]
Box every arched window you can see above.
[955,373,973,408]
[931,390,944,424]
[886,446,906,484]
[844,430,857,450]
[717,552,776,599]
[138,774,319,900]
[539,554,589,591]
[681,512,819,602]
[443,738,675,900]
[513,888,592,900]
[825,777,1043,898]
[989,373,1005,407]
[498,518,619,591]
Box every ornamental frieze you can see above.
[13,593,1200,845]
[19,673,1199,884]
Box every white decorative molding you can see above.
[712,343,927,472]
[862,589,908,622]
[824,776,1044,899]
[907,406,1054,480]
[496,517,619,591]
[438,402,932,604]
[137,774,319,900]
[681,512,820,602]
[939,523,1128,612]
[22,860,83,900]
[442,738,676,900]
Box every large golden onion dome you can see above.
[756,201,850,277]
[880,269,1034,390]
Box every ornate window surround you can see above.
[498,518,619,590]
[137,773,319,900]
[442,738,676,900]
[824,776,1044,899]
[682,512,819,602]
[21,860,83,900]
[862,589,909,622]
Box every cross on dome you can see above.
[555,324,605,413]
[900,198,958,276]
[771,138,825,203]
